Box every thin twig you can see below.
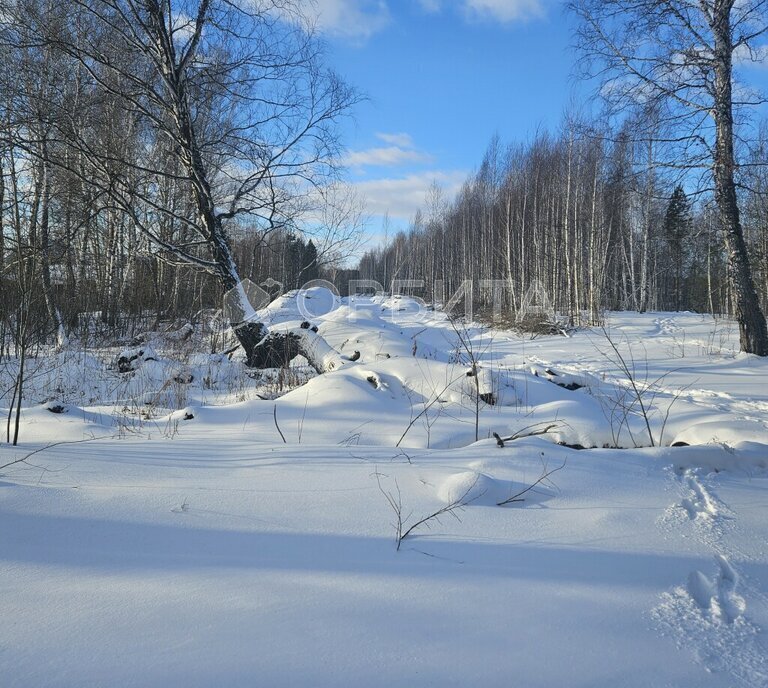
[396,372,467,447]
[273,404,286,443]
[0,437,103,473]
[493,422,560,447]
[497,460,567,506]
[375,469,484,550]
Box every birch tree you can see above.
[570,0,768,354]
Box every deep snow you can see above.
[1,295,767,687]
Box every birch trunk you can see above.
[710,1,768,354]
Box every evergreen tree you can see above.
[285,234,305,290]
[302,240,319,284]
[663,185,692,311]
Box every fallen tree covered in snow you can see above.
[234,322,352,374]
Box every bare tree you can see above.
[5,0,356,366]
[570,0,768,354]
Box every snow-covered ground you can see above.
[2,294,767,687]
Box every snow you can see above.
[1,298,768,687]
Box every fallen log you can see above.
[290,327,350,373]
[245,324,351,374]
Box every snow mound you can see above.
[671,419,768,446]
[296,286,341,319]
[437,471,504,506]
[259,286,341,324]
[657,441,768,473]
[114,344,160,374]
[12,402,115,444]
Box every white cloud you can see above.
[298,0,390,41]
[423,0,545,22]
[351,170,466,220]
[290,0,542,38]
[171,12,195,40]
[375,132,415,147]
[734,43,768,67]
[463,0,545,22]
[344,133,432,168]
[345,146,433,167]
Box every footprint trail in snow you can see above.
[658,468,733,548]
[653,470,768,686]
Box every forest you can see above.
[358,121,768,325]
[3,0,768,362]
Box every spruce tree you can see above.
[302,240,319,283]
[663,185,692,311]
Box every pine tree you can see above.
[663,185,691,311]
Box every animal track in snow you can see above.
[653,554,765,685]
[653,469,768,686]
[715,555,748,623]
[653,580,767,686]
[661,469,735,548]
[653,316,682,336]
[686,555,747,624]
[686,570,715,609]
[680,473,718,521]
[657,469,732,547]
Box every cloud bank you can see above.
[352,170,466,220]
[298,0,543,43]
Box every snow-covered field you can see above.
[2,293,767,687]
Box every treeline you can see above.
[357,122,768,325]
[0,216,323,339]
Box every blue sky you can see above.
[304,0,577,234]
[298,0,768,245]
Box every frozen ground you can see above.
[1,295,767,687]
